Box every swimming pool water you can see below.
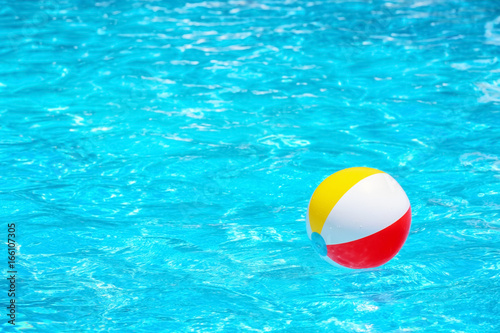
[1,0,499,331]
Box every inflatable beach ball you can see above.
[306,167,411,269]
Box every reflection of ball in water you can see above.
[306,167,411,269]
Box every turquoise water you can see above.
[1,0,500,331]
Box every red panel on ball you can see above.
[326,207,411,269]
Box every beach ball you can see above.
[306,167,411,269]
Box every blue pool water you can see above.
[1,0,499,331]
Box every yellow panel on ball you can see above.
[307,167,383,234]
